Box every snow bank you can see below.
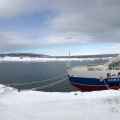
[0,56,111,62]
[0,84,120,120]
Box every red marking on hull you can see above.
[71,83,120,91]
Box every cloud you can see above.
[0,0,120,53]
[52,0,120,43]
[0,31,89,45]
[0,31,94,52]
[0,0,54,18]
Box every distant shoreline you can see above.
[0,53,118,58]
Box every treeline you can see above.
[52,54,118,58]
[0,53,50,58]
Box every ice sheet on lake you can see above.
[0,56,111,62]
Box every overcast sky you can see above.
[0,0,120,56]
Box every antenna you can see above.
[66,51,71,69]
[69,50,70,61]
[69,50,71,68]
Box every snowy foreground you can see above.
[0,85,120,120]
[0,56,110,62]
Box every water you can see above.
[0,60,107,92]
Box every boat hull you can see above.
[67,69,120,91]
[71,82,120,91]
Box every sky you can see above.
[0,0,120,56]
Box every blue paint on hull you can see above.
[69,76,120,86]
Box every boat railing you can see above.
[72,64,109,71]
[72,66,88,71]
[100,65,109,70]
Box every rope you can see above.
[103,79,110,90]
[99,76,110,90]
[3,74,67,86]
[31,77,68,90]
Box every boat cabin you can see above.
[108,60,120,70]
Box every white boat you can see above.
[67,55,120,91]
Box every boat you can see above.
[66,55,120,91]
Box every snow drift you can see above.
[0,84,120,120]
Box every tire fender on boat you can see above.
[99,76,104,82]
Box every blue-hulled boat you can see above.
[67,55,120,91]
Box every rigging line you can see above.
[103,79,110,90]
[31,77,68,90]
[4,74,67,86]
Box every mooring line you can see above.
[31,77,68,90]
[3,74,67,86]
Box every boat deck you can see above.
[72,65,120,71]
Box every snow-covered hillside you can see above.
[0,84,120,120]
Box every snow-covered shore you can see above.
[0,56,111,62]
[0,84,120,120]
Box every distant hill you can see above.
[0,53,118,58]
[0,53,50,58]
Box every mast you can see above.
[66,51,71,69]
[69,51,71,68]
